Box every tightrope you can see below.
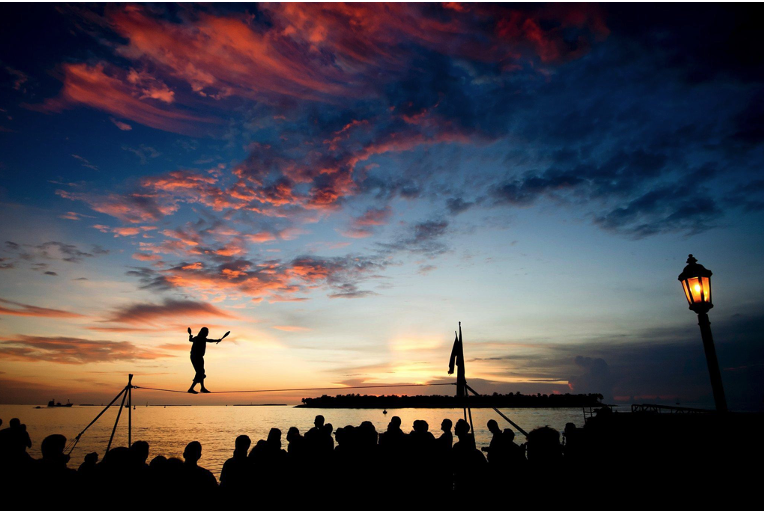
[66,381,455,454]
[131,382,456,394]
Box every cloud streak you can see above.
[0,335,173,364]
[0,298,84,319]
[36,63,217,135]
[106,299,235,325]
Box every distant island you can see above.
[297,392,605,408]
[233,403,288,407]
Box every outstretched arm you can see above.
[208,331,231,343]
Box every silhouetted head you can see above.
[286,427,300,443]
[41,434,69,463]
[267,428,282,449]
[235,435,251,452]
[314,415,325,428]
[527,426,561,464]
[183,441,202,464]
[167,457,183,469]
[564,422,577,435]
[149,455,167,470]
[388,416,402,432]
[10,418,20,428]
[358,421,377,445]
[103,446,130,467]
[503,429,515,442]
[130,441,150,463]
[197,327,209,338]
[487,419,500,434]
[441,419,452,432]
[325,423,333,434]
[454,419,470,437]
[84,452,98,465]
[413,420,429,433]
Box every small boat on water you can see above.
[47,399,73,408]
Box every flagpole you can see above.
[459,322,474,436]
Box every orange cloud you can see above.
[113,227,141,237]
[156,343,191,351]
[86,326,154,333]
[132,253,162,262]
[142,170,217,191]
[36,62,217,135]
[57,189,178,224]
[215,244,245,257]
[141,170,243,212]
[341,205,393,238]
[109,6,351,102]
[246,232,277,243]
[267,295,309,303]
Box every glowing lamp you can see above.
[678,254,726,412]
[678,254,713,313]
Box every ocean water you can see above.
[0,404,586,477]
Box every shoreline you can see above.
[295,404,605,409]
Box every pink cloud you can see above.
[358,205,393,225]
[109,117,133,130]
[60,211,93,221]
[272,325,311,332]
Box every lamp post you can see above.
[678,254,727,412]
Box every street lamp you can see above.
[678,254,727,412]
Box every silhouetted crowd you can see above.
[0,414,588,499]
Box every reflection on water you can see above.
[0,404,585,477]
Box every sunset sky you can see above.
[1,3,763,408]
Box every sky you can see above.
[1,2,763,409]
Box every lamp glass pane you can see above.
[682,280,693,305]
[686,276,703,303]
[701,276,711,304]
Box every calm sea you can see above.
[0,404,586,477]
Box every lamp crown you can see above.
[678,254,712,281]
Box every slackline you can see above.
[131,382,456,394]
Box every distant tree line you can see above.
[298,392,605,408]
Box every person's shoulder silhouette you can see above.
[182,441,218,495]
